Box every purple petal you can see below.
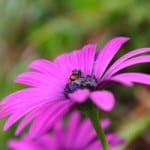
[36,101,73,136]
[105,55,150,78]
[65,112,81,148]
[29,101,73,137]
[72,118,92,147]
[100,118,111,129]
[110,73,150,86]
[15,109,40,135]
[74,118,111,148]
[8,140,34,150]
[8,134,51,150]
[29,59,62,77]
[72,118,110,148]
[106,133,125,147]
[0,88,62,131]
[15,72,65,90]
[79,44,97,76]
[4,107,40,131]
[87,142,102,150]
[53,121,65,148]
[94,37,129,79]
[29,59,68,87]
[1,88,59,106]
[0,88,62,116]
[69,89,90,103]
[103,47,150,79]
[36,135,54,150]
[90,91,115,111]
[54,44,96,77]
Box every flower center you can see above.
[64,69,98,97]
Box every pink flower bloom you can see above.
[1,37,150,136]
[8,112,124,150]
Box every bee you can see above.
[69,69,81,83]
[65,70,97,95]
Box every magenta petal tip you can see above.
[90,91,115,111]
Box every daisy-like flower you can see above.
[1,36,150,136]
[8,112,124,150]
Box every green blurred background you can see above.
[0,0,150,149]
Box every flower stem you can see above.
[88,107,109,150]
[78,102,109,150]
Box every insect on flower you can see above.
[69,69,82,83]
[1,36,150,136]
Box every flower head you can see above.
[1,37,150,136]
[8,112,124,150]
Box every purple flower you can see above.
[8,112,124,150]
[1,37,150,136]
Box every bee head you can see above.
[72,69,81,77]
